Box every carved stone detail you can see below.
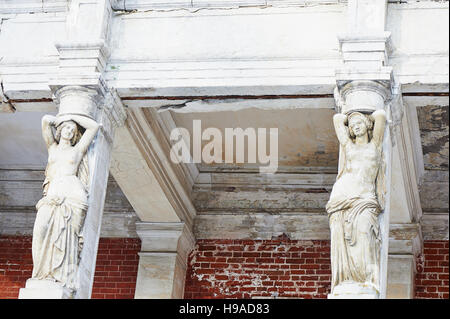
[326,108,387,298]
[29,111,100,295]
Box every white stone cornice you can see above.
[0,0,69,14]
[111,0,345,11]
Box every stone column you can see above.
[327,0,396,298]
[134,222,195,299]
[328,78,394,299]
[19,0,125,299]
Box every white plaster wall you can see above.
[387,2,449,91]
[0,2,448,97]
[387,2,449,56]
[0,13,65,59]
[109,6,345,61]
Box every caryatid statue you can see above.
[31,113,100,291]
[326,108,387,296]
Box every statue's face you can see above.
[60,121,77,141]
[348,115,367,137]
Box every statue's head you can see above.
[55,120,79,145]
[347,112,374,139]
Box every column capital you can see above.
[52,85,104,119]
[134,222,196,299]
[52,85,127,134]
[334,79,393,114]
[136,222,195,259]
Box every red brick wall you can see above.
[91,238,141,299]
[0,236,33,299]
[415,240,449,299]
[2,236,448,299]
[184,238,332,299]
[0,236,140,299]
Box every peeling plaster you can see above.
[417,105,449,170]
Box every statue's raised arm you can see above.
[370,109,387,148]
[41,115,57,148]
[333,113,350,147]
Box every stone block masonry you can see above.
[0,236,141,299]
[184,238,332,299]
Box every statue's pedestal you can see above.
[18,279,73,299]
[328,281,379,299]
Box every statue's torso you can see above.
[329,141,381,202]
[45,144,87,203]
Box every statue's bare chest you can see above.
[345,142,379,164]
[47,146,78,167]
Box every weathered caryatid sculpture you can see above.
[327,98,387,297]
[18,86,108,299]
[31,113,100,293]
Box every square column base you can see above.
[18,279,73,299]
[328,281,379,299]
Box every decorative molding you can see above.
[103,88,127,128]
[111,0,345,11]
[156,109,198,190]
[391,94,423,223]
[126,108,197,227]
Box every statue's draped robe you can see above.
[32,194,87,289]
[32,154,89,290]
[326,196,381,292]
[326,139,381,292]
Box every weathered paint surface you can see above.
[0,169,138,237]
[171,108,339,168]
[417,105,449,170]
